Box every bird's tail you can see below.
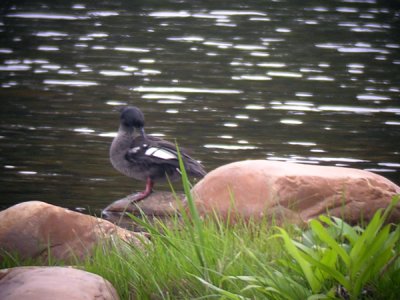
[185,159,207,178]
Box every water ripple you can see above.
[73,128,95,134]
[234,44,267,51]
[0,48,12,54]
[280,119,303,125]
[132,86,242,94]
[232,75,272,81]
[336,7,359,13]
[37,46,60,51]
[288,141,317,147]
[295,92,313,97]
[35,31,68,37]
[249,17,271,21]
[106,100,128,106]
[43,79,99,87]
[140,69,161,75]
[357,94,391,101]
[309,157,368,163]
[87,33,109,38]
[100,70,132,76]
[338,47,389,54]
[191,13,227,20]
[6,12,88,20]
[250,52,270,57]
[210,10,266,16]
[72,4,86,10]
[168,36,204,42]
[0,65,31,71]
[114,46,150,53]
[204,144,258,150]
[257,62,286,68]
[306,75,335,81]
[223,122,238,127]
[203,40,233,48]
[245,104,266,110]
[87,11,119,17]
[149,11,191,18]
[121,65,138,72]
[267,71,303,78]
[385,121,400,126]
[142,94,186,100]
[318,105,399,114]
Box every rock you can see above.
[0,266,119,300]
[0,201,148,263]
[103,191,185,216]
[191,160,400,224]
[102,191,186,230]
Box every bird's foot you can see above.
[130,177,154,203]
[130,190,153,203]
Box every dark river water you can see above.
[1,0,399,214]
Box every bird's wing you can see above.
[125,135,206,177]
[125,136,179,165]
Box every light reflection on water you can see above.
[0,0,399,212]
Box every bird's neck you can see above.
[110,126,136,158]
[117,125,142,139]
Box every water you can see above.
[1,0,399,214]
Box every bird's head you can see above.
[118,106,145,136]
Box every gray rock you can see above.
[103,191,185,216]
[102,191,186,230]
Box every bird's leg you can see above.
[131,177,154,203]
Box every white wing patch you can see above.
[145,147,177,160]
[129,146,141,154]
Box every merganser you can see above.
[110,106,206,202]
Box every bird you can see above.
[110,106,206,202]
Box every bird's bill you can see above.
[139,127,146,137]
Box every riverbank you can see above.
[1,196,399,299]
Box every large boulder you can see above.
[191,160,400,224]
[0,201,148,263]
[0,266,119,300]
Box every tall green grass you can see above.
[1,149,399,299]
[82,212,284,299]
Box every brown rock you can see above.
[191,160,400,224]
[0,201,148,263]
[0,266,119,300]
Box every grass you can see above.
[2,198,399,300]
[82,213,285,299]
[1,150,399,299]
[85,192,399,300]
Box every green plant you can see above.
[274,196,400,299]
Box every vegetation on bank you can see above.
[88,195,400,300]
[1,152,399,299]
[2,195,399,300]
